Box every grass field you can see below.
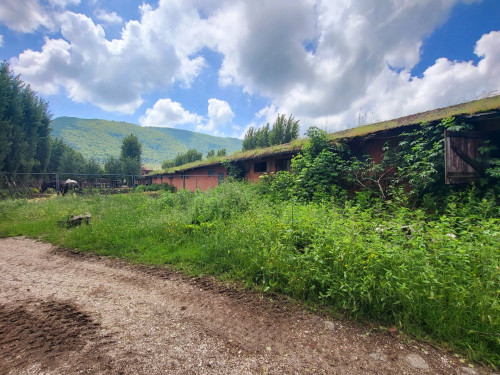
[0,183,498,367]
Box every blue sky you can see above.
[1,0,499,138]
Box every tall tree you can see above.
[104,156,122,176]
[120,134,142,177]
[120,133,142,162]
[0,62,52,174]
[242,114,299,151]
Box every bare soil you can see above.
[0,237,494,374]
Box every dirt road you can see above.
[0,237,493,374]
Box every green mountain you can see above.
[50,117,242,168]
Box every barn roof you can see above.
[148,95,500,176]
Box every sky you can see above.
[1,0,499,138]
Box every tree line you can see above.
[1,62,143,179]
[242,114,300,151]
[161,148,227,169]
[2,61,302,177]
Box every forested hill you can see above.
[50,117,242,167]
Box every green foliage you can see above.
[264,119,499,206]
[135,183,176,193]
[0,62,52,174]
[121,134,142,161]
[390,118,460,199]
[206,148,227,159]
[0,184,498,365]
[242,114,300,151]
[50,117,242,166]
[58,146,87,174]
[120,134,142,179]
[221,160,245,181]
[161,159,174,169]
[104,156,122,176]
[173,148,202,167]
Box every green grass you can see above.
[0,184,499,367]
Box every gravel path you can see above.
[0,237,494,374]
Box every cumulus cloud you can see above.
[48,0,80,8]
[202,0,497,132]
[0,0,52,32]
[139,98,202,127]
[7,0,499,136]
[196,98,235,134]
[141,97,236,136]
[94,9,123,24]
[11,2,206,114]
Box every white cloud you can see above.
[48,0,80,8]
[201,0,495,130]
[140,97,236,136]
[8,0,499,135]
[11,3,206,114]
[0,0,52,32]
[139,98,202,127]
[94,9,123,24]
[0,35,3,47]
[196,98,234,134]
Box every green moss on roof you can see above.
[148,139,305,176]
[329,95,500,140]
[148,95,500,176]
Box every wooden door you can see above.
[444,130,486,184]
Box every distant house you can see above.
[144,95,500,192]
[141,166,153,176]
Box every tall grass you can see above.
[0,184,498,366]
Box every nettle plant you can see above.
[265,118,498,206]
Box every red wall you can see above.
[152,165,227,192]
[243,156,293,182]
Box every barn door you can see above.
[445,130,487,184]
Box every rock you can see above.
[405,353,429,370]
[369,350,388,362]
[58,212,91,228]
[324,321,336,330]
[461,367,477,375]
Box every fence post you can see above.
[56,173,60,194]
[132,174,135,191]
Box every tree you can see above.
[104,156,122,176]
[0,62,52,174]
[242,114,300,151]
[242,127,256,151]
[216,148,227,157]
[121,133,142,162]
[206,149,216,159]
[120,134,142,179]
[85,157,103,176]
[161,159,174,169]
[47,137,69,172]
[58,147,87,175]
[173,149,202,166]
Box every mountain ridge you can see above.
[50,117,242,168]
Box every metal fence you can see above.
[0,172,144,199]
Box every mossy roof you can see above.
[148,95,500,176]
